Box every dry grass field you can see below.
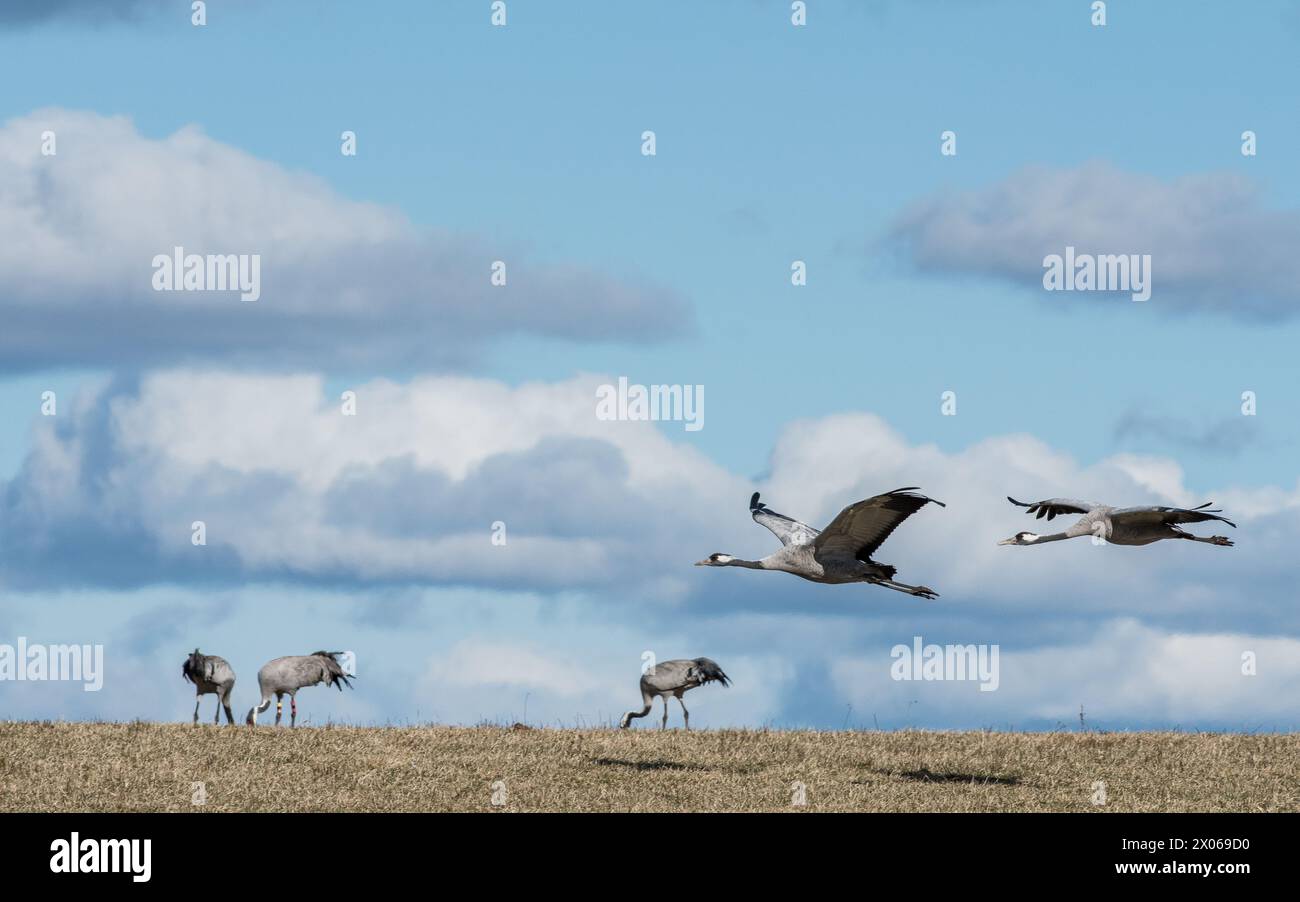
[0,722,1296,812]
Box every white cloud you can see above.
[887,161,1300,319]
[830,619,1300,728]
[0,109,688,371]
[1,370,744,594]
[3,370,1298,633]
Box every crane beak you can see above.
[694,559,710,566]
[997,537,1017,546]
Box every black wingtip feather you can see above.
[693,658,732,688]
[749,492,762,511]
[884,487,944,507]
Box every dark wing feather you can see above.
[691,657,731,687]
[181,649,202,684]
[311,651,356,690]
[1110,505,1237,529]
[1007,496,1101,521]
[750,492,820,546]
[813,488,944,563]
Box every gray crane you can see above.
[998,496,1236,547]
[244,651,354,727]
[181,648,236,726]
[696,488,944,598]
[619,658,730,729]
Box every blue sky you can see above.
[1,0,1298,731]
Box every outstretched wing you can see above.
[1110,503,1237,529]
[750,492,820,546]
[1007,496,1103,521]
[812,487,944,563]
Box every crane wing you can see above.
[1109,503,1237,529]
[812,487,944,563]
[1007,496,1103,521]
[750,492,820,546]
[641,659,692,692]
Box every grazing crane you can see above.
[181,648,236,726]
[998,497,1236,547]
[244,651,354,727]
[619,658,730,730]
[696,488,945,598]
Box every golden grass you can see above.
[0,722,1295,812]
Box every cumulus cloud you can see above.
[0,370,742,597]
[3,370,1298,636]
[887,162,1300,319]
[830,619,1300,729]
[0,110,689,372]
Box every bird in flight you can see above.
[696,487,944,598]
[998,497,1236,548]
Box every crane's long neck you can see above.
[724,557,767,569]
[1031,532,1071,544]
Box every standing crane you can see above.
[245,651,354,727]
[619,658,730,729]
[181,648,237,726]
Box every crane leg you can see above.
[871,577,939,600]
[661,697,669,729]
[678,696,690,730]
[1181,534,1234,547]
[275,693,283,726]
[290,696,297,727]
[213,697,220,725]
[222,689,236,726]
